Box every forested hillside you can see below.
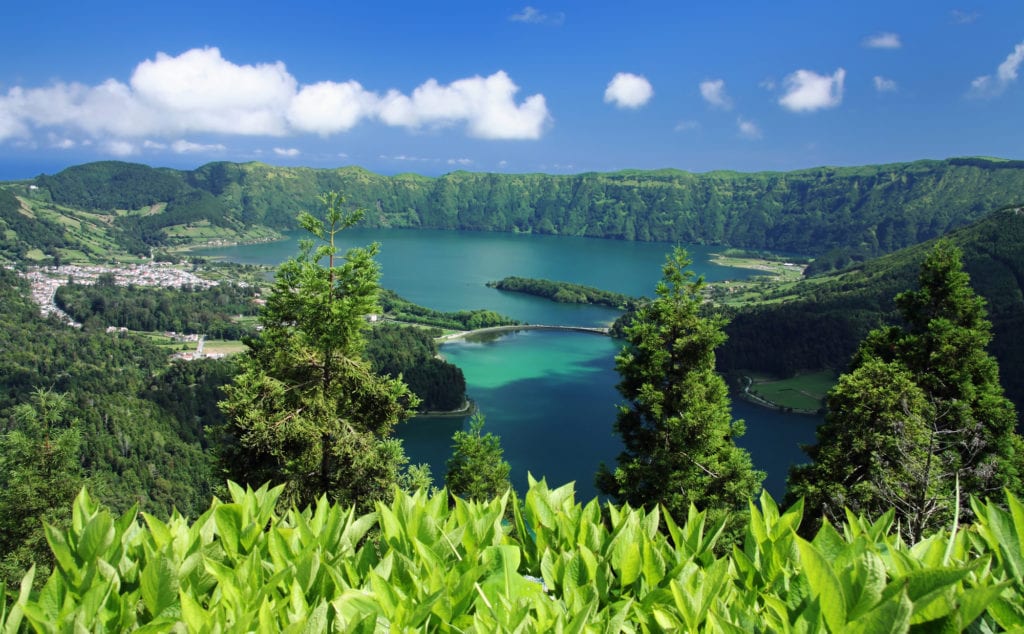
[365,323,467,412]
[54,278,259,336]
[25,157,1024,257]
[718,205,1024,409]
[0,269,217,519]
[0,189,67,262]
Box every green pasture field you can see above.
[705,255,808,308]
[748,370,836,411]
[202,339,247,355]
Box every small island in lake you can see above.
[487,276,637,309]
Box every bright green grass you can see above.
[202,339,247,355]
[749,370,836,411]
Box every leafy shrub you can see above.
[2,478,1022,631]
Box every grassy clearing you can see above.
[747,370,836,412]
[706,255,808,308]
[164,224,284,248]
[202,339,247,355]
[135,332,194,351]
[134,332,247,357]
[710,254,806,280]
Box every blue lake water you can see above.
[193,229,820,501]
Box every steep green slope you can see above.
[0,189,67,261]
[718,205,1024,410]
[0,269,216,517]
[27,157,1024,257]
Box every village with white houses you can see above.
[10,262,235,361]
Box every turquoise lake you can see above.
[193,229,820,500]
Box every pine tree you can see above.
[788,240,1024,539]
[0,389,85,586]
[596,248,763,529]
[786,360,944,539]
[445,414,511,501]
[217,193,421,511]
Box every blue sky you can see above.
[0,1,1021,179]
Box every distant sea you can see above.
[0,158,74,180]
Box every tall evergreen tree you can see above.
[217,193,421,511]
[0,389,85,586]
[789,240,1024,539]
[786,360,944,540]
[597,248,763,529]
[445,414,511,501]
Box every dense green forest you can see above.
[22,157,1024,258]
[0,269,216,520]
[717,205,1024,409]
[54,278,260,337]
[365,323,467,412]
[487,276,636,309]
[44,278,476,412]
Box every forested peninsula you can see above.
[486,276,635,309]
[16,156,1024,261]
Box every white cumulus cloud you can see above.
[378,71,550,139]
[737,117,762,139]
[287,80,379,135]
[969,41,1024,98]
[104,140,137,156]
[604,73,654,109]
[674,120,699,132]
[130,47,295,136]
[699,79,732,109]
[779,68,846,112]
[171,139,227,153]
[274,147,300,157]
[0,103,30,140]
[47,133,76,149]
[862,32,901,49]
[0,47,551,145]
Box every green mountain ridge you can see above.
[8,156,1023,261]
[719,204,1024,413]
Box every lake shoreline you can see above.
[190,227,818,500]
[437,324,611,343]
[415,399,477,419]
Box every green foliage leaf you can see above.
[213,503,243,557]
[75,509,114,564]
[8,481,1024,631]
[844,588,912,634]
[796,536,847,631]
